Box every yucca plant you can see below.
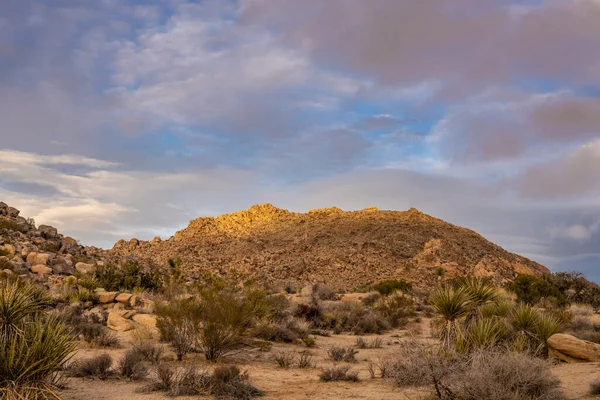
[510,303,539,334]
[0,278,77,399]
[430,286,473,348]
[534,313,561,357]
[466,317,506,351]
[457,277,497,326]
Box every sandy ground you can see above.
[58,314,600,400]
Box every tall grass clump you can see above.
[0,278,77,399]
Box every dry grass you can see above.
[327,346,359,363]
[319,365,359,382]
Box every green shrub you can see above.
[0,218,24,232]
[94,261,163,292]
[156,298,201,361]
[372,280,412,296]
[39,242,60,252]
[0,279,76,398]
[373,293,416,328]
[507,274,567,307]
[197,287,254,361]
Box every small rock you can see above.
[31,265,53,275]
[98,291,119,303]
[1,244,16,257]
[115,293,133,304]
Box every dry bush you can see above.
[312,283,338,301]
[383,343,565,400]
[146,364,263,399]
[569,303,594,316]
[590,380,600,396]
[355,336,383,349]
[327,347,358,363]
[273,351,296,368]
[297,351,315,368]
[319,365,359,382]
[570,316,594,332]
[132,341,164,364]
[68,354,113,380]
[320,302,390,334]
[360,292,381,307]
[211,365,264,399]
[118,350,148,380]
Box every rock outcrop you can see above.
[548,333,600,363]
[110,203,549,291]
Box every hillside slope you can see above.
[111,204,548,291]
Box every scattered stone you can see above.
[548,333,600,363]
[98,291,119,303]
[2,244,16,257]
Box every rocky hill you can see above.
[0,202,112,286]
[110,204,549,291]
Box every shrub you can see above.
[0,257,12,270]
[197,286,254,361]
[319,365,359,382]
[211,365,264,399]
[146,364,263,398]
[156,297,201,361]
[252,320,298,343]
[0,218,24,232]
[133,341,164,364]
[312,283,338,301]
[94,261,163,292]
[327,347,358,363]
[0,279,76,398]
[355,336,383,349]
[0,248,9,257]
[372,280,412,296]
[373,293,416,328]
[297,351,314,368]
[507,274,567,307]
[69,353,113,379]
[384,343,564,399]
[39,242,60,252]
[430,286,472,348]
[273,351,296,368]
[118,350,148,380]
[68,287,98,304]
[590,380,600,395]
[550,272,600,308]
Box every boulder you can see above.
[0,256,10,267]
[26,252,52,266]
[31,264,53,275]
[115,293,133,304]
[38,225,58,239]
[1,244,16,257]
[548,333,600,363]
[75,262,95,275]
[107,311,135,332]
[98,291,119,303]
[52,261,75,275]
[6,207,19,217]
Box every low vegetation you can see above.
[0,278,76,399]
[319,365,359,382]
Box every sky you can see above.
[0,0,599,280]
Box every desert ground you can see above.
[57,295,600,400]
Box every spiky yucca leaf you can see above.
[0,279,76,399]
[459,277,498,307]
[430,286,473,348]
[467,318,507,350]
[511,303,539,333]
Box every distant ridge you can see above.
[111,204,548,291]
